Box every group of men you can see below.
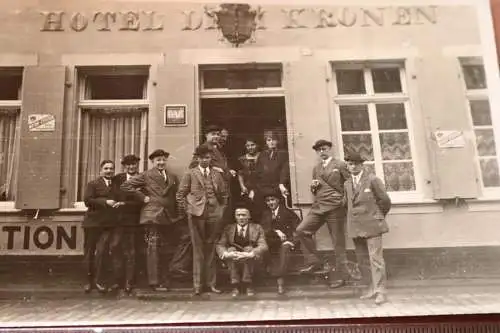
[82,124,392,305]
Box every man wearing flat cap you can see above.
[107,154,143,295]
[121,149,179,292]
[177,143,229,296]
[344,151,391,305]
[295,139,351,289]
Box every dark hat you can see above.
[262,187,282,199]
[312,139,333,151]
[263,130,279,140]
[121,154,140,165]
[233,201,251,212]
[194,143,213,157]
[148,149,170,160]
[344,151,366,164]
[205,125,222,134]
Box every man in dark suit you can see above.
[260,189,300,295]
[253,130,290,222]
[82,159,117,294]
[177,143,229,296]
[295,139,351,289]
[121,149,179,292]
[216,203,268,297]
[109,154,142,295]
[344,151,391,305]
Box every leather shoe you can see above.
[329,279,346,289]
[209,286,222,294]
[192,287,202,297]
[83,283,93,294]
[231,288,239,298]
[299,264,322,274]
[360,290,376,300]
[107,284,121,293]
[95,283,107,294]
[277,285,285,295]
[246,287,255,297]
[375,293,387,305]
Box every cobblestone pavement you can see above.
[0,282,499,327]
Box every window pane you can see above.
[78,109,146,200]
[88,75,147,99]
[336,69,366,94]
[342,134,373,161]
[379,132,412,160]
[0,75,22,100]
[470,100,492,126]
[376,103,408,130]
[383,162,416,191]
[339,105,370,131]
[480,158,500,187]
[462,64,487,90]
[203,68,282,89]
[0,111,18,200]
[372,68,402,93]
[475,129,497,156]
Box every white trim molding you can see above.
[179,47,302,65]
[0,54,38,67]
[61,53,165,67]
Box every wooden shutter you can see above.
[153,63,196,176]
[284,59,332,204]
[16,66,66,209]
[414,56,479,199]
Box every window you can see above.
[332,62,417,193]
[76,66,149,201]
[199,64,284,98]
[0,68,22,202]
[460,58,500,191]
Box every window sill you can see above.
[0,202,22,213]
[466,197,500,212]
[388,198,444,215]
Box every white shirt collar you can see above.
[126,173,136,180]
[198,165,209,174]
[238,224,247,232]
[353,171,363,182]
[272,206,279,217]
[103,177,111,186]
[322,157,333,167]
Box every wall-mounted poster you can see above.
[164,104,187,126]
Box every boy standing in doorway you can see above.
[344,151,391,305]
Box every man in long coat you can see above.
[121,149,179,291]
[344,151,391,305]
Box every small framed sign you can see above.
[164,104,187,127]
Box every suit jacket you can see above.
[176,166,228,217]
[216,223,268,259]
[255,149,290,193]
[120,168,179,225]
[112,173,143,226]
[83,177,115,228]
[188,143,231,181]
[260,204,300,249]
[311,158,350,214]
[344,171,392,238]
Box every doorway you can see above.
[200,96,289,159]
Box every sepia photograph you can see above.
[0,0,499,329]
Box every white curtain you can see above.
[77,107,147,200]
[0,109,18,201]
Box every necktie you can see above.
[161,170,167,181]
[239,226,245,238]
[105,179,111,187]
[204,169,209,178]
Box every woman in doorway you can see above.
[253,129,291,222]
[237,137,261,218]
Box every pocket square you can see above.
[364,188,372,193]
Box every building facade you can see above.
[0,0,499,276]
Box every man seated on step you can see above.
[216,202,268,297]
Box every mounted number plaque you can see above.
[164,104,187,127]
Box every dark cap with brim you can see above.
[148,149,170,160]
[194,143,213,157]
[312,139,333,151]
[205,125,222,134]
[121,154,140,165]
[344,151,366,163]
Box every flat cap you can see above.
[148,149,170,160]
[205,125,222,134]
[121,154,140,165]
[194,143,213,157]
[262,187,282,199]
[312,139,333,151]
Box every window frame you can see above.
[460,57,500,198]
[73,66,150,208]
[330,60,423,202]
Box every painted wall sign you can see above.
[164,104,187,126]
[39,6,438,32]
[28,114,56,132]
[0,222,83,255]
[435,130,466,148]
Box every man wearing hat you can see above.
[260,188,301,295]
[295,139,351,289]
[106,154,142,295]
[216,202,268,298]
[121,149,179,292]
[344,151,391,305]
[177,143,229,296]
